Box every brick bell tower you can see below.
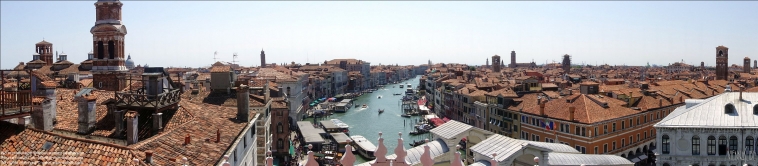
[91,0,127,91]
[715,46,729,80]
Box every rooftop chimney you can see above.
[740,85,744,100]
[31,97,54,131]
[184,134,191,145]
[237,85,250,121]
[114,109,124,137]
[152,112,163,134]
[659,98,663,108]
[126,111,139,145]
[627,92,633,107]
[569,106,575,121]
[77,93,97,134]
[264,82,270,102]
[216,129,221,143]
[539,103,546,116]
[145,150,153,164]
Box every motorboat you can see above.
[399,85,404,88]
[377,95,382,99]
[409,140,425,147]
[362,104,368,108]
[378,109,384,114]
[401,114,411,118]
[409,130,428,135]
[330,119,350,128]
[350,135,377,160]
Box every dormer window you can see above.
[725,103,736,114]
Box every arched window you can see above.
[719,136,728,155]
[108,40,115,59]
[693,135,700,155]
[97,41,104,59]
[725,103,736,114]
[277,122,283,133]
[277,139,283,149]
[729,136,738,153]
[662,135,670,154]
[707,136,716,155]
[746,136,754,153]
[754,105,758,115]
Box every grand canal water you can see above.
[306,75,432,163]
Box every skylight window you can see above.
[42,141,54,151]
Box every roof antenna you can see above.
[213,51,218,62]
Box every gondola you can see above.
[378,109,384,114]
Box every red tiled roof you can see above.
[210,65,231,73]
[0,121,144,165]
[522,94,640,124]
[130,101,250,165]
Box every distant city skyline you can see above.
[2,1,757,69]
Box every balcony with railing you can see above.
[1,69,33,120]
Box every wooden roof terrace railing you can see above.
[115,88,182,110]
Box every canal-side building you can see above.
[324,59,371,91]
[253,67,310,122]
[654,91,758,166]
[350,120,634,166]
[484,88,521,138]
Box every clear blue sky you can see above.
[2,1,757,69]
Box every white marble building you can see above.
[655,90,758,166]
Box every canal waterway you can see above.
[305,75,432,163]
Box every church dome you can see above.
[125,54,135,70]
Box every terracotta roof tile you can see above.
[210,66,231,73]
[0,121,144,165]
[522,94,640,124]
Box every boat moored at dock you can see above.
[349,135,377,160]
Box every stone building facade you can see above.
[654,92,758,166]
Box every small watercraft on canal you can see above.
[377,95,382,99]
[399,85,404,88]
[393,93,401,95]
[409,140,425,147]
[409,129,428,136]
[401,114,411,118]
[362,104,368,108]
[378,109,384,114]
[350,135,377,160]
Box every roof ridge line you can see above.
[27,127,134,150]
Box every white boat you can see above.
[399,85,404,88]
[350,135,377,160]
[330,119,350,129]
[362,104,368,108]
[407,83,412,88]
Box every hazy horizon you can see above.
[2,1,757,69]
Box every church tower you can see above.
[744,57,751,73]
[562,54,572,73]
[492,55,501,72]
[510,51,516,68]
[35,40,54,65]
[91,0,128,91]
[260,49,266,68]
[715,46,729,80]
